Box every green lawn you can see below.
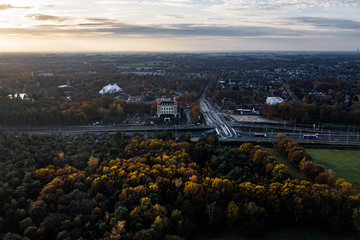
[307,149,360,192]
[194,226,358,240]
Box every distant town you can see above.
[0,52,359,144]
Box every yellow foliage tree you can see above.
[110,220,126,240]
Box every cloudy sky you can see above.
[0,0,359,52]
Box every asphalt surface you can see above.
[2,123,360,146]
[199,86,237,138]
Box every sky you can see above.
[0,0,359,52]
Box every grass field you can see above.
[194,226,359,240]
[307,149,360,192]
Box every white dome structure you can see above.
[99,83,123,95]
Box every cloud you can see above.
[205,0,360,17]
[85,18,117,24]
[130,0,195,7]
[2,16,360,40]
[291,17,360,30]
[26,14,69,22]
[87,18,114,22]
[93,0,194,7]
[101,23,300,37]
[0,4,32,10]
[159,15,186,20]
[0,22,302,38]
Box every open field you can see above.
[307,149,360,192]
[194,226,358,240]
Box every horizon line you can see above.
[0,50,359,55]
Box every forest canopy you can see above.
[0,132,359,239]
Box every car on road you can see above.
[303,134,319,139]
[254,133,267,137]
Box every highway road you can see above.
[199,86,237,138]
[2,123,360,145]
[228,121,356,136]
[235,131,360,145]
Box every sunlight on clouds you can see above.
[0,0,359,51]
[0,37,180,52]
[205,0,360,17]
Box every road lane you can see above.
[199,86,237,138]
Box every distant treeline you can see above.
[262,101,360,125]
[0,95,155,126]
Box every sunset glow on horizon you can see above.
[0,0,359,52]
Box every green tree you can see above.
[226,201,239,227]
[114,206,128,221]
